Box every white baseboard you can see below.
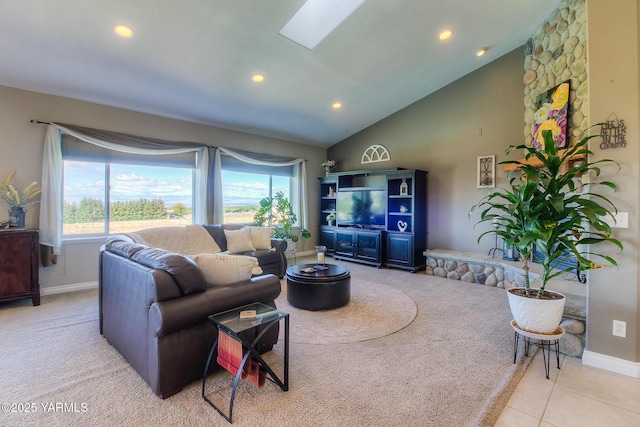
[582,350,640,378]
[41,281,99,296]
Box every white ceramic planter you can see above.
[507,287,566,334]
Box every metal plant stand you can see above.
[511,320,565,379]
[488,222,503,258]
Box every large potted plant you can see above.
[253,191,311,247]
[470,128,623,333]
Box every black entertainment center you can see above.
[319,168,427,272]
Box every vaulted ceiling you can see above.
[0,0,559,147]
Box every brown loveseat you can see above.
[99,225,285,398]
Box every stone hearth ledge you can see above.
[424,249,586,357]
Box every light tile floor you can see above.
[495,352,640,426]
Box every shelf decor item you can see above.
[315,245,327,266]
[325,213,335,226]
[470,127,623,333]
[399,179,408,195]
[0,170,42,228]
[321,159,336,176]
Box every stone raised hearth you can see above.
[423,249,586,357]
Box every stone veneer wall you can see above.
[523,0,588,146]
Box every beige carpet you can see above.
[0,260,534,427]
[276,277,417,344]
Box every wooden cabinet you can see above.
[333,229,383,267]
[319,226,336,254]
[386,232,414,269]
[0,229,40,305]
[319,168,427,272]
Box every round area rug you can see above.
[276,278,417,344]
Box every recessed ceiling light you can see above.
[332,102,342,110]
[439,30,452,40]
[476,48,487,57]
[114,24,134,38]
[252,74,265,83]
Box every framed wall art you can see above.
[532,81,569,150]
[477,155,495,188]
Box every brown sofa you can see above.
[113,224,289,279]
[99,228,284,398]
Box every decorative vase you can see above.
[9,206,25,228]
[324,166,332,176]
[507,287,566,334]
[327,220,334,226]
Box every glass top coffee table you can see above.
[286,263,351,310]
[202,302,289,423]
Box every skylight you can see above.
[279,0,366,50]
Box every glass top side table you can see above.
[202,302,289,423]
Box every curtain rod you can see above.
[30,119,51,125]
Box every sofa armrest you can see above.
[149,274,281,337]
[270,238,288,276]
[271,238,287,252]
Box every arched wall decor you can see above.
[361,144,390,164]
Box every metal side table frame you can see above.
[202,302,289,423]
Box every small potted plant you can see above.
[0,170,41,228]
[326,213,336,226]
[470,128,623,333]
[254,191,311,247]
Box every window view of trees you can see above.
[63,161,193,235]
[62,161,294,234]
[221,170,290,223]
[64,198,189,223]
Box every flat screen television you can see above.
[336,190,386,228]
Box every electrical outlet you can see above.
[613,320,626,337]
[601,212,629,228]
[616,212,629,228]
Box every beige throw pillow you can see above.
[249,226,274,250]
[192,253,262,287]
[224,227,255,253]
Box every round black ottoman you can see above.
[286,263,351,310]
